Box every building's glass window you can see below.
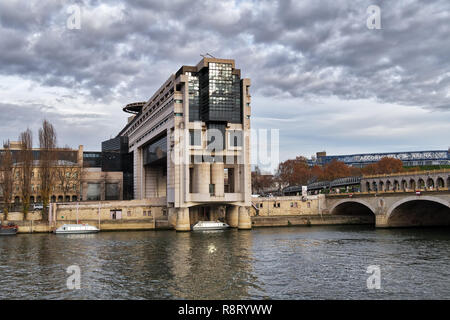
[187,72,200,121]
[143,135,167,166]
[189,130,202,146]
[105,183,120,200]
[86,183,101,201]
[228,130,243,148]
[207,123,225,150]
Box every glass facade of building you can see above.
[187,72,200,121]
[86,183,101,201]
[83,152,102,168]
[105,183,120,200]
[187,62,242,124]
[143,135,167,166]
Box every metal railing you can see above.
[363,168,450,179]
[326,187,450,197]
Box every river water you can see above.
[0,226,449,300]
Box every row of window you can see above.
[189,129,243,149]
[14,184,78,192]
[13,171,78,179]
[12,195,78,204]
[109,209,153,220]
[126,92,174,137]
[255,202,311,208]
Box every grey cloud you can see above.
[0,0,449,110]
[0,102,114,150]
[0,0,449,158]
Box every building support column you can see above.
[193,162,211,194]
[176,207,190,231]
[226,205,239,227]
[211,162,224,196]
[238,206,251,230]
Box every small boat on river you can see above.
[192,221,230,231]
[0,223,18,235]
[54,224,99,234]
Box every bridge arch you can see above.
[418,178,425,189]
[385,180,391,191]
[329,199,376,224]
[393,180,400,191]
[436,177,445,188]
[401,179,407,190]
[409,179,416,190]
[387,196,450,227]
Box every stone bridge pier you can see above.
[323,191,450,228]
[168,204,252,231]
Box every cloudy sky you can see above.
[0,0,449,170]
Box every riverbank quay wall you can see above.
[2,199,168,233]
[249,195,373,227]
[2,195,376,233]
[11,190,448,232]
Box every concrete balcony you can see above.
[187,192,244,203]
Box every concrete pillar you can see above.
[81,182,88,201]
[375,214,389,228]
[209,206,218,221]
[226,205,239,227]
[100,180,106,201]
[176,207,190,231]
[168,207,177,228]
[211,162,224,196]
[238,206,251,230]
[193,162,210,194]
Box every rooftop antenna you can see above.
[200,53,216,59]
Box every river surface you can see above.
[0,226,449,299]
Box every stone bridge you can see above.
[323,190,450,227]
[360,169,450,193]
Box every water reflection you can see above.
[166,230,257,299]
[0,226,449,299]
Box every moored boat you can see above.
[192,221,230,231]
[0,223,18,235]
[54,224,99,234]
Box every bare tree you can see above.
[39,120,57,220]
[17,129,33,218]
[55,147,81,201]
[0,140,14,219]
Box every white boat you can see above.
[192,221,230,231]
[54,224,99,234]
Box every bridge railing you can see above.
[363,168,450,179]
[326,186,450,197]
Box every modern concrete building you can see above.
[117,58,252,230]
